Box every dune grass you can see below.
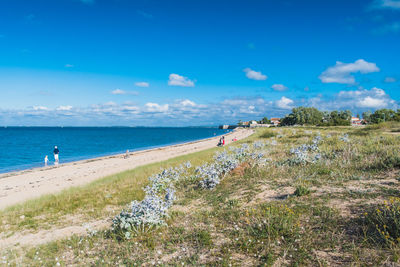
[2,124,400,266]
[0,144,225,235]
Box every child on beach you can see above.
[124,149,129,159]
[44,155,48,166]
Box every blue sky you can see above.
[0,0,399,126]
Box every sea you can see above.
[0,127,230,174]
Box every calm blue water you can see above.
[0,127,229,174]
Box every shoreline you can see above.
[0,129,232,178]
[0,128,253,210]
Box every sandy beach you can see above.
[0,128,253,210]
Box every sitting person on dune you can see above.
[217,136,225,147]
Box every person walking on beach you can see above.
[222,136,225,146]
[44,155,49,166]
[53,146,60,166]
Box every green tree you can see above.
[370,109,396,124]
[258,117,271,124]
[362,111,372,123]
[280,107,323,126]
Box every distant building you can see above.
[270,118,280,126]
[351,117,363,126]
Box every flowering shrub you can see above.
[287,136,322,165]
[253,141,266,150]
[339,133,350,143]
[269,139,278,146]
[111,162,190,237]
[197,163,223,189]
[364,198,400,246]
[112,192,173,239]
[112,141,269,236]
[198,143,267,189]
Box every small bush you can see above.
[363,198,400,246]
[260,131,277,139]
[365,121,400,131]
[294,185,311,197]
[188,229,213,247]
[368,151,400,170]
[239,203,302,262]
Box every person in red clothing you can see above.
[222,136,225,146]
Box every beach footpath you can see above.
[0,128,253,210]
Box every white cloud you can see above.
[111,89,139,95]
[56,105,73,111]
[65,64,74,68]
[357,96,388,108]
[33,106,48,111]
[243,68,267,80]
[168,74,195,87]
[338,87,386,98]
[121,105,140,114]
[275,96,294,109]
[104,101,117,106]
[111,89,126,95]
[312,87,397,111]
[373,22,400,34]
[134,82,149,87]
[145,103,169,113]
[372,0,400,9]
[319,59,380,84]
[384,77,397,83]
[180,99,196,107]
[271,84,288,91]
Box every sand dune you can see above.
[0,128,253,210]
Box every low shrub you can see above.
[294,185,311,197]
[260,131,277,139]
[363,198,400,246]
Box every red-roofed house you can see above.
[351,117,362,126]
[270,118,280,126]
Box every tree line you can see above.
[256,107,400,126]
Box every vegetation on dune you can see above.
[1,123,400,266]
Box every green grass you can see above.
[0,145,223,235]
[2,124,400,266]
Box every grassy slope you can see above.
[2,124,400,266]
